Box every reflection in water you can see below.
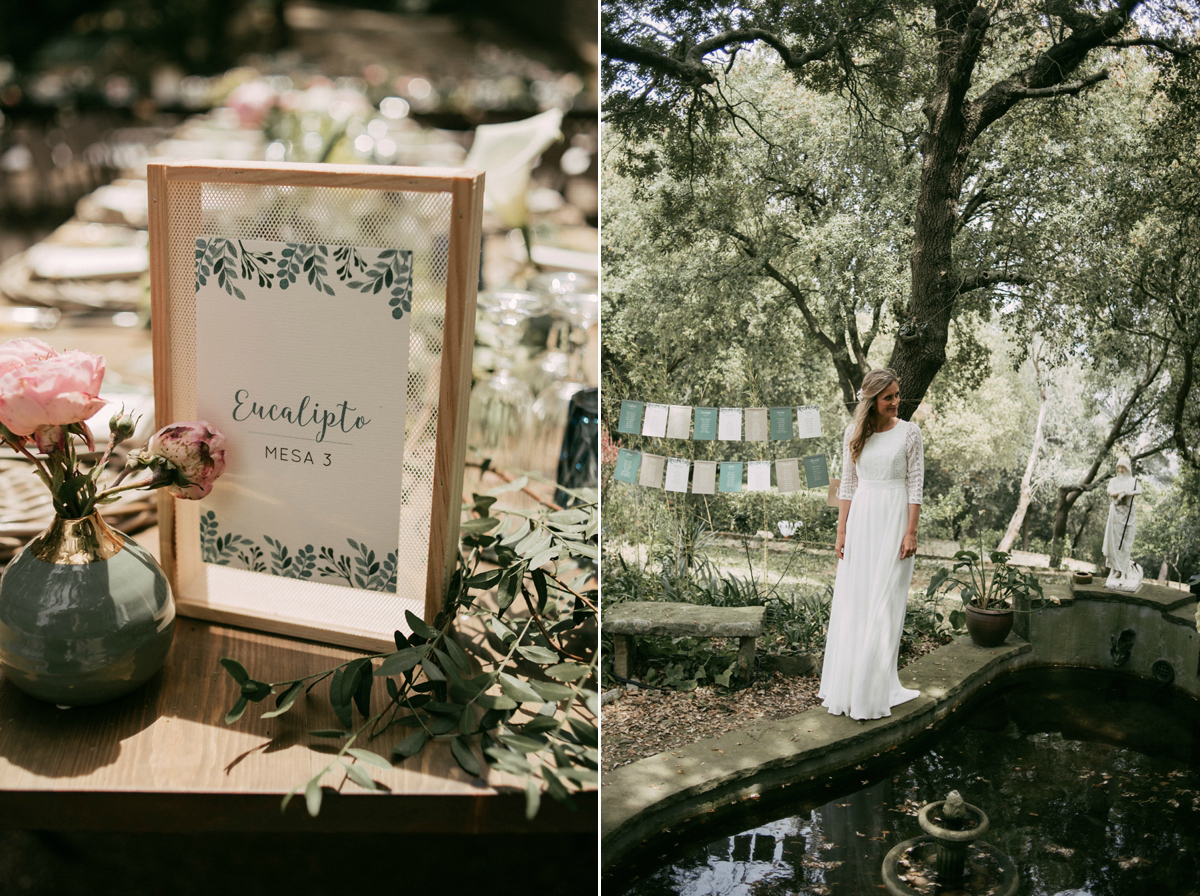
[616,670,1200,896]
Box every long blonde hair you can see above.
[849,368,900,463]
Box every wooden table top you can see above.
[0,615,595,833]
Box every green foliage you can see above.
[926,547,1045,613]
[218,483,598,820]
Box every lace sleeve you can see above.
[837,424,857,501]
[906,422,924,505]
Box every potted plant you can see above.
[926,547,1046,647]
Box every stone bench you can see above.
[605,601,767,680]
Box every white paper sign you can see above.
[744,408,768,442]
[797,405,823,439]
[664,457,691,492]
[691,460,717,495]
[718,407,742,441]
[666,405,692,440]
[747,460,771,492]
[194,237,412,594]
[639,453,666,488]
[642,402,669,438]
[775,458,802,493]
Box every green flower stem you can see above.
[95,472,172,502]
[4,437,54,493]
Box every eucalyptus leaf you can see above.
[347,748,393,771]
[224,694,249,724]
[528,680,575,702]
[517,645,559,664]
[405,609,439,641]
[525,777,541,821]
[392,729,428,759]
[304,777,323,817]
[499,734,547,753]
[374,646,425,677]
[337,760,375,791]
[475,693,518,710]
[219,657,249,685]
[545,662,591,682]
[261,680,303,719]
[451,736,482,777]
[498,672,545,703]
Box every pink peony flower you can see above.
[0,343,107,436]
[0,337,57,377]
[146,421,227,499]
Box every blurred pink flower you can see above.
[0,345,107,437]
[146,422,227,499]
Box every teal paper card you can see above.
[719,461,744,493]
[614,448,642,483]
[693,407,718,440]
[803,454,830,488]
[617,400,645,435]
[769,407,794,441]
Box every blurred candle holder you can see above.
[554,387,598,508]
[468,289,546,474]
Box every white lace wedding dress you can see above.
[818,419,924,720]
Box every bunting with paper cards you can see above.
[614,447,641,483]
[769,407,794,440]
[664,457,691,492]
[666,405,692,440]
[641,402,669,438]
[747,460,771,492]
[617,399,644,435]
[718,407,742,441]
[609,449,833,495]
[612,398,823,442]
[719,461,744,493]
[693,407,718,440]
[692,460,717,495]
[639,453,666,489]
[775,457,802,493]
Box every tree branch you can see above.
[1003,70,1109,100]
[957,270,1035,294]
[601,35,716,86]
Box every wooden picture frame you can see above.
[148,160,483,651]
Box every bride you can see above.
[818,368,924,720]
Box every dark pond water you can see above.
[612,669,1200,896]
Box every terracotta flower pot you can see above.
[964,604,1013,648]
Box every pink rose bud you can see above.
[146,422,227,499]
[0,341,107,436]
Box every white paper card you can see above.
[641,402,669,438]
[744,408,768,442]
[718,407,742,441]
[747,460,771,492]
[639,453,666,488]
[797,405,823,439]
[194,237,412,594]
[691,460,717,495]
[664,457,691,492]
[775,458,802,493]
[666,405,692,440]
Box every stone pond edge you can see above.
[600,635,1030,872]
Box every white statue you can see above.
[1102,456,1142,592]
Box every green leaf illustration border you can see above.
[200,510,398,593]
[194,237,413,320]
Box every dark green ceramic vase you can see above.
[0,512,174,706]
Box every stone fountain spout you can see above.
[881,792,1018,896]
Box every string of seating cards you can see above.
[614,399,830,494]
